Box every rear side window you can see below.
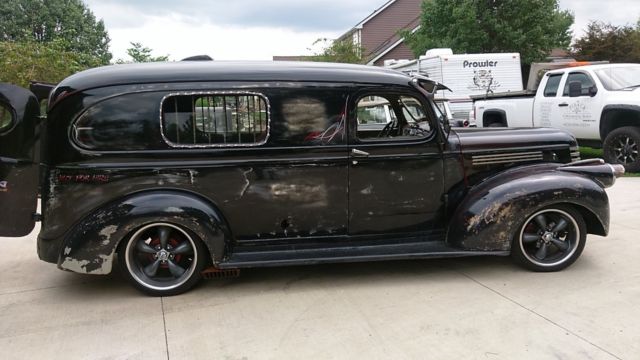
[0,102,13,132]
[161,93,269,147]
[544,74,563,97]
[73,93,162,151]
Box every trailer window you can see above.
[161,93,269,147]
[0,102,13,132]
[543,74,563,97]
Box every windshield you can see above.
[594,65,640,90]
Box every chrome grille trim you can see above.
[472,151,544,166]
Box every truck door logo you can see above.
[0,181,7,192]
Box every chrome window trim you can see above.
[159,91,271,149]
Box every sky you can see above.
[83,0,640,62]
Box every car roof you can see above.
[547,63,640,74]
[52,61,413,97]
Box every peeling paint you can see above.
[239,168,253,198]
[466,202,514,233]
[99,225,118,240]
[60,252,114,275]
[360,185,373,195]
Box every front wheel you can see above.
[118,222,208,296]
[511,206,586,272]
[603,126,640,172]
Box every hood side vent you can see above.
[472,151,544,166]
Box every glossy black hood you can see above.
[453,127,578,153]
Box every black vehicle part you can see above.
[57,190,229,275]
[0,83,40,237]
[118,222,208,296]
[483,109,507,128]
[603,126,640,172]
[511,205,586,271]
[599,105,640,141]
[447,163,609,252]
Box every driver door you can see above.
[0,84,41,237]
[348,89,445,237]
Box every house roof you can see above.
[354,0,397,29]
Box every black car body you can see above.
[0,61,624,295]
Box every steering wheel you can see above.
[401,122,430,137]
[378,121,396,138]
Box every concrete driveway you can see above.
[1,179,639,360]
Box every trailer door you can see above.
[0,83,40,237]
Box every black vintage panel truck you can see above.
[0,61,624,295]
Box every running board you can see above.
[218,242,509,269]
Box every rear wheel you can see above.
[118,222,207,296]
[603,126,640,172]
[511,206,586,272]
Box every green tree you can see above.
[117,42,169,63]
[572,21,640,63]
[403,0,574,65]
[0,0,111,65]
[309,38,364,64]
[0,40,104,87]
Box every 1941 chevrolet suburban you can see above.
[0,61,625,296]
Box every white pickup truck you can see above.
[472,64,640,171]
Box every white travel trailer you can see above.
[385,49,523,119]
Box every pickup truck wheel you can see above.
[118,222,207,296]
[603,126,640,172]
[512,206,586,272]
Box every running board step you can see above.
[218,242,508,269]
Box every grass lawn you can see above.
[579,146,640,177]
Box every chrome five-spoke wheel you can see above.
[512,206,586,272]
[120,222,206,296]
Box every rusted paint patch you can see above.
[466,202,515,233]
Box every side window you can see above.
[73,93,162,151]
[563,72,595,96]
[356,94,433,141]
[543,74,563,97]
[268,89,348,146]
[0,102,13,132]
[162,93,268,147]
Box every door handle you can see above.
[558,103,569,107]
[351,149,370,157]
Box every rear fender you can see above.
[58,190,231,274]
[447,165,609,251]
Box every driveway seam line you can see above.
[457,270,622,360]
[161,297,170,360]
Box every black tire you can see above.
[603,126,640,172]
[511,205,586,272]
[487,122,505,128]
[118,222,208,296]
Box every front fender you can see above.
[447,165,609,251]
[58,190,231,274]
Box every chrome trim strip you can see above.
[159,91,271,149]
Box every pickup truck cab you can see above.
[473,64,640,171]
[0,61,624,296]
